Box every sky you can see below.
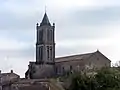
[0,0,120,77]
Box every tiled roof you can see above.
[12,79,50,90]
[17,84,48,90]
[0,72,19,77]
[55,51,96,63]
[16,79,48,84]
[55,50,111,63]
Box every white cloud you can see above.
[48,0,120,10]
[1,0,120,17]
[56,20,120,63]
[57,26,119,49]
[0,37,32,50]
[0,37,34,77]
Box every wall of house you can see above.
[55,60,85,75]
[0,75,19,85]
[55,52,111,75]
[2,85,10,90]
[0,71,20,90]
[84,52,111,69]
[29,64,55,79]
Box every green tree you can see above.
[68,68,120,90]
[69,73,97,90]
[95,68,120,90]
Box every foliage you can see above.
[68,67,120,90]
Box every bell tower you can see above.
[36,12,55,65]
[25,12,55,79]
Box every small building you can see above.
[0,70,20,90]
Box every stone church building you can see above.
[25,12,111,79]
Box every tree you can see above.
[68,67,120,90]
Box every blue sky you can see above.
[0,0,120,77]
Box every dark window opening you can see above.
[47,30,53,42]
[50,46,52,60]
[62,67,65,73]
[47,30,50,41]
[56,67,58,73]
[70,65,72,71]
[36,48,39,59]
[97,57,99,60]
[47,46,49,60]
[105,63,107,67]
[39,47,43,60]
[50,30,52,42]
[39,30,43,42]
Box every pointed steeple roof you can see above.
[40,12,51,26]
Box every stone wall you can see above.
[55,51,111,75]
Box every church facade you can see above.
[25,13,111,79]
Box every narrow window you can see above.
[36,47,39,59]
[39,46,43,60]
[50,46,52,60]
[47,30,50,41]
[47,46,49,60]
[50,30,52,42]
[97,57,99,61]
[70,65,72,71]
[62,67,65,73]
[39,30,43,42]
[56,67,58,73]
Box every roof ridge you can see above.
[55,51,95,59]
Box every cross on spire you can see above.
[45,5,47,13]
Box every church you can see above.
[25,12,111,79]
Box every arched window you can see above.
[47,30,53,42]
[47,46,49,60]
[47,30,50,41]
[50,46,52,60]
[39,46,43,60]
[50,30,53,41]
[39,30,43,42]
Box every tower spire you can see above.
[40,10,51,26]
